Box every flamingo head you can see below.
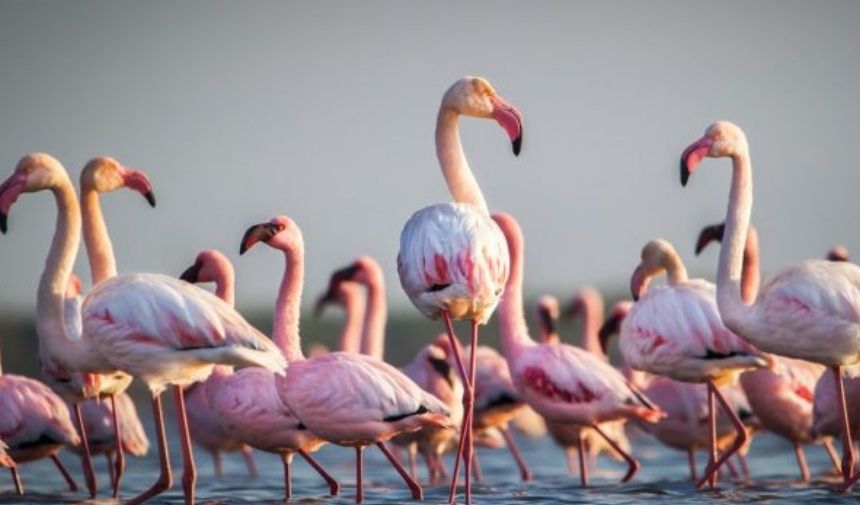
[680,121,748,186]
[81,157,156,207]
[828,245,850,262]
[598,300,633,354]
[535,295,560,342]
[695,222,726,256]
[180,249,233,285]
[631,239,677,300]
[0,153,71,234]
[313,279,362,317]
[444,76,524,156]
[239,215,301,254]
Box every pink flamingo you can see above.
[696,222,841,480]
[241,215,452,503]
[493,212,663,486]
[314,279,366,354]
[680,121,860,490]
[0,153,286,505]
[619,238,769,488]
[534,293,630,478]
[397,76,521,504]
[178,250,259,479]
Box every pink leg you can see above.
[736,452,751,479]
[471,451,483,482]
[578,431,588,487]
[408,443,418,480]
[794,443,810,482]
[704,383,717,489]
[823,439,842,476]
[688,448,697,482]
[442,311,475,505]
[725,457,739,479]
[9,465,23,495]
[241,445,258,477]
[565,447,578,475]
[281,452,293,500]
[50,454,79,491]
[833,366,856,484]
[126,394,172,505]
[106,453,116,487]
[109,395,125,498]
[297,449,340,496]
[422,447,437,484]
[696,381,749,489]
[592,423,638,483]
[74,403,98,498]
[435,451,450,481]
[378,441,423,499]
[355,446,364,504]
[212,451,223,479]
[499,425,533,481]
[173,386,197,505]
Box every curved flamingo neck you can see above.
[359,267,387,360]
[36,177,97,370]
[213,266,235,307]
[717,153,755,330]
[272,244,305,362]
[663,249,688,285]
[495,217,533,358]
[80,186,117,285]
[577,294,605,357]
[436,105,489,214]
[336,285,365,354]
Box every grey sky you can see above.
[0,1,858,315]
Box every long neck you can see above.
[664,251,689,285]
[579,295,605,357]
[436,107,489,213]
[36,179,95,369]
[272,246,305,362]
[336,288,365,354]
[717,153,755,328]
[215,271,235,307]
[740,227,760,303]
[498,223,533,358]
[360,270,387,360]
[80,187,117,285]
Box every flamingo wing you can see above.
[0,376,79,448]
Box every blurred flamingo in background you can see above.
[241,216,452,503]
[398,75,521,504]
[0,153,287,505]
[177,250,259,479]
[314,278,366,354]
[493,212,663,486]
[680,121,860,491]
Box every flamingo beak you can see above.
[828,246,850,262]
[179,261,203,283]
[680,136,712,187]
[239,222,278,254]
[695,223,725,256]
[630,265,648,301]
[122,169,156,207]
[313,291,338,318]
[598,315,622,355]
[537,305,557,338]
[0,172,28,234]
[489,95,524,156]
[427,355,454,387]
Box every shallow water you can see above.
[0,427,854,504]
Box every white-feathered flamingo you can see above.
[618,238,769,488]
[493,212,663,486]
[241,215,452,503]
[177,250,259,479]
[0,153,286,505]
[696,222,841,480]
[681,121,860,490]
[397,75,521,504]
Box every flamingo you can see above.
[176,250,259,479]
[680,121,860,490]
[0,153,286,505]
[696,222,842,480]
[534,292,630,479]
[397,75,521,504]
[314,279,366,354]
[240,215,452,503]
[492,212,663,486]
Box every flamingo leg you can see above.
[74,403,98,498]
[297,448,340,496]
[377,441,423,499]
[212,451,223,479]
[696,381,749,489]
[499,425,533,481]
[9,465,23,495]
[823,439,843,476]
[833,365,860,491]
[110,395,125,498]
[281,452,293,500]
[435,450,450,481]
[421,447,436,484]
[50,454,79,491]
[172,386,197,505]
[126,394,172,505]
[704,383,717,489]
[355,446,364,504]
[725,457,739,479]
[442,310,474,505]
[471,451,483,482]
[794,442,810,482]
[241,445,258,477]
[591,423,639,483]
[565,447,578,475]
[578,431,588,487]
[408,442,418,480]
[688,448,697,482]
[106,453,116,487]
[736,452,751,479]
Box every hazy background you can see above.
[1,1,859,368]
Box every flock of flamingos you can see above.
[1,75,860,505]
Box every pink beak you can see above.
[680,136,712,186]
[629,265,649,301]
[489,95,524,156]
[121,168,156,207]
[0,171,28,234]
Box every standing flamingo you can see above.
[680,121,860,490]
[0,153,286,505]
[177,250,259,479]
[493,212,663,487]
[397,75,521,504]
[241,215,452,503]
[696,222,841,480]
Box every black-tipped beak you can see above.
[0,213,6,234]
[679,137,710,187]
[537,306,557,336]
[512,134,522,157]
[428,356,454,388]
[240,223,277,255]
[313,292,336,318]
[598,320,616,355]
[695,223,725,256]
[680,160,691,187]
[179,261,203,283]
[143,190,156,208]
